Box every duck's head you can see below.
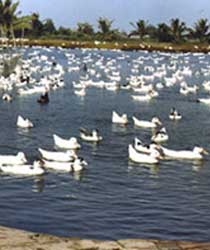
[92,129,98,137]
[194,147,208,155]
[33,160,43,168]
[134,137,143,146]
[70,137,78,144]
[17,152,27,163]
[152,117,162,126]
[122,114,128,120]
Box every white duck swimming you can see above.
[79,128,102,142]
[134,137,159,154]
[38,148,77,162]
[74,88,86,97]
[160,146,208,160]
[42,158,87,172]
[112,111,128,125]
[128,144,160,164]
[53,134,81,150]
[17,115,33,129]
[0,161,44,176]
[169,107,182,120]
[132,116,162,128]
[197,98,210,105]
[0,152,27,165]
[2,93,12,102]
[151,127,169,143]
[131,94,152,102]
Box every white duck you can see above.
[17,115,33,129]
[0,161,44,176]
[53,134,81,150]
[79,128,102,142]
[42,158,87,172]
[2,93,12,102]
[169,107,182,120]
[38,148,77,162]
[197,98,210,105]
[0,152,27,165]
[74,88,86,97]
[151,127,169,143]
[131,94,152,102]
[134,138,159,154]
[112,111,128,125]
[128,144,160,164]
[133,116,162,128]
[161,146,208,160]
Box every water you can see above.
[0,47,210,241]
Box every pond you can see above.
[0,47,210,242]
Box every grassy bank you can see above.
[3,39,210,53]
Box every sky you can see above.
[18,0,210,31]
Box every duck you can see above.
[0,152,27,165]
[53,134,81,150]
[41,158,87,172]
[38,148,77,162]
[16,115,33,129]
[169,107,182,120]
[37,91,49,104]
[0,161,44,176]
[151,127,169,143]
[197,98,210,105]
[134,137,160,154]
[2,93,12,102]
[132,116,162,128]
[160,146,208,160]
[128,144,160,164]
[79,128,102,142]
[74,88,86,97]
[131,94,152,102]
[112,111,128,125]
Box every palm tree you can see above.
[98,17,113,35]
[156,23,173,42]
[2,0,20,45]
[77,22,94,36]
[13,15,32,43]
[30,13,43,37]
[193,18,210,42]
[170,18,186,43]
[130,19,148,40]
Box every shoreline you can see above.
[3,39,210,53]
[0,226,209,249]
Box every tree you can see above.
[0,0,20,44]
[77,22,94,36]
[156,23,173,42]
[42,18,56,35]
[193,18,209,42]
[13,15,32,40]
[30,13,43,37]
[170,18,186,43]
[130,19,148,40]
[98,17,113,35]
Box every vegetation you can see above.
[1,0,210,52]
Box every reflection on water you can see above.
[111,124,128,133]
[32,176,45,193]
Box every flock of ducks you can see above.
[112,109,208,164]
[0,46,210,175]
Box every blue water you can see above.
[0,47,210,242]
